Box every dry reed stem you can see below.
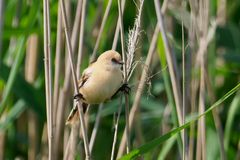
[66,0,84,158]
[117,0,131,154]
[189,69,199,160]
[217,0,226,26]
[0,131,5,159]
[40,124,49,159]
[76,0,85,78]
[194,18,221,160]
[117,0,127,78]
[117,1,170,156]
[112,0,126,50]
[89,104,103,153]
[111,95,123,160]
[25,34,39,160]
[60,0,91,159]
[43,0,54,159]
[53,2,64,159]
[188,1,198,159]
[117,24,159,158]
[196,1,209,159]
[181,21,187,160]
[64,125,78,160]
[155,1,185,156]
[154,0,183,131]
[205,69,226,160]
[53,2,63,129]
[196,55,206,160]
[90,0,113,61]
[55,0,82,157]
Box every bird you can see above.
[66,50,129,125]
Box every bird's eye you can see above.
[111,58,123,65]
[111,58,118,63]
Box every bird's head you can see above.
[97,50,124,70]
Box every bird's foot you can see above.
[73,93,83,100]
[111,83,131,99]
[120,83,131,94]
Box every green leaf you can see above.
[157,135,177,160]
[224,92,240,151]
[0,100,27,131]
[0,37,26,116]
[0,0,40,117]
[0,63,46,120]
[3,27,40,39]
[119,83,240,160]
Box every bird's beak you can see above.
[118,61,124,65]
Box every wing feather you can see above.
[78,66,93,88]
[66,66,94,125]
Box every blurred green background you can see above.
[0,0,240,159]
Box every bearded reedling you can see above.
[66,50,130,124]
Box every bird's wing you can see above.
[65,102,89,125]
[78,65,93,88]
[66,66,94,125]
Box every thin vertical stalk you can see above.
[60,0,91,159]
[111,95,123,160]
[55,0,82,157]
[181,22,186,160]
[205,70,226,160]
[117,24,159,158]
[196,0,209,159]
[76,0,85,77]
[64,125,78,160]
[25,34,39,160]
[154,0,183,129]
[196,55,206,160]
[112,0,126,50]
[188,1,197,159]
[117,0,127,78]
[217,0,226,25]
[43,0,53,159]
[117,0,130,153]
[70,1,84,158]
[89,104,103,153]
[90,0,113,61]
[53,1,63,125]
[0,131,5,160]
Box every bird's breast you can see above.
[80,69,122,104]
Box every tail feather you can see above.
[65,103,88,125]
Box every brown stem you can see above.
[60,0,91,159]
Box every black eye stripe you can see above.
[111,58,118,63]
[111,57,123,65]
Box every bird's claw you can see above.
[120,83,131,94]
[74,93,82,100]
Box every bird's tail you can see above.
[65,103,88,125]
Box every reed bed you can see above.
[1,0,240,160]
